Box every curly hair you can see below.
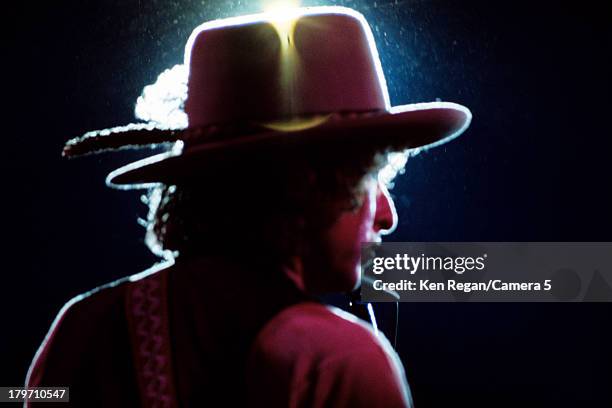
[143,145,408,267]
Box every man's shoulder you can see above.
[253,301,388,359]
[26,261,173,388]
[248,302,412,407]
[54,260,172,322]
[55,263,168,328]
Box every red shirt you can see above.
[26,258,412,407]
[248,302,412,407]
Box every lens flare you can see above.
[263,0,302,35]
[262,0,302,115]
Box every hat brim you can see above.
[106,101,471,189]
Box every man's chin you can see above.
[301,251,361,294]
[301,267,361,295]
[327,265,362,293]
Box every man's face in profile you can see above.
[309,174,398,292]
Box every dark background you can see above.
[2,0,611,406]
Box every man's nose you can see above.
[374,181,398,235]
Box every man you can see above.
[27,6,471,407]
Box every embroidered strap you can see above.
[125,269,178,407]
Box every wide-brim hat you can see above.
[63,6,472,190]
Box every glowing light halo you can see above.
[262,0,301,46]
[134,64,188,128]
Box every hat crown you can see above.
[62,6,471,189]
[184,7,391,128]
